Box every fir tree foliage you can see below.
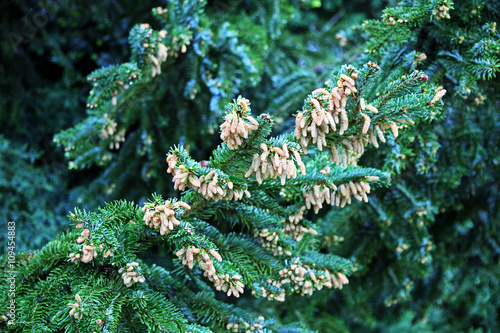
[0,0,162,252]
[52,0,318,206]
[1,35,441,330]
[273,0,499,331]
[2,0,496,331]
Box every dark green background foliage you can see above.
[0,0,160,251]
[1,0,499,332]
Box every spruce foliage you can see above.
[2,56,440,330]
[269,1,500,331]
[1,0,499,332]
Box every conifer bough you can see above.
[1,55,444,331]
